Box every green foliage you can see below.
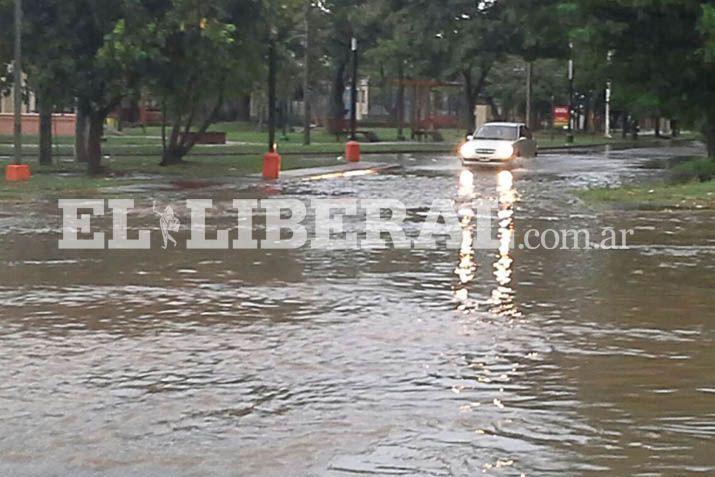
[580,176,715,209]
[669,157,715,183]
[571,1,715,131]
[699,3,715,63]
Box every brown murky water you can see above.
[1,145,714,476]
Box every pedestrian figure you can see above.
[153,201,180,249]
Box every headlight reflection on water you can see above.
[458,169,474,197]
[490,170,521,318]
[453,169,521,318]
[454,168,479,313]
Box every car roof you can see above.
[481,122,524,127]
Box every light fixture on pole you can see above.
[262,28,281,180]
[350,37,358,140]
[6,0,31,181]
[345,36,360,162]
[566,41,574,144]
[604,50,613,138]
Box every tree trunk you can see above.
[396,62,405,140]
[462,70,475,133]
[328,58,347,133]
[705,120,715,159]
[86,112,105,175]
[525,61,533,129]
[654,116,661,137]
[161,86,225,166]
[235,94,251,122]
[411,84,418,138]
[38,95,53,165]
[303,1,311,145]
[161,144,184,165]
[75,108,89,163]
[161,120,186,166]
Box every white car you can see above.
[459,122,537,165]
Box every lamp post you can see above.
[345,37,360,162]
[267,35,276,154]
[349,37,358,140]
[566,42,574,144]
[302,1,311,146]
[525,61,533,129]
[6,0,30,181]
[262,30,281,179]
[13,0,22,165]
[604,50,613,138]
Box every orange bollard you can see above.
[345,140,361,162]
[262,151,281,180]
[5,164,31,182]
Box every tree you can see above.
[573,0,715,157]
[63,0,131,174]
[444,1,509,130]
[105,0,261,165]
[19,0,79,165]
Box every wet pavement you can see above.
[1,144,714,476]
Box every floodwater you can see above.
[1,145,714,476]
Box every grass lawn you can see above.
[0,153,336,202]
[99,154,333,176]
[0,174,141,201]
[2,124,693,159]
[580,180,715,209]
[580,156,715,209]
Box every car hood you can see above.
[468,139,515,149]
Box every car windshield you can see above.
[474,125,518,141]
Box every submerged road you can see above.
[0,144,713,476]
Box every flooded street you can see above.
[1,145,714,476]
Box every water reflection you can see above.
[454,170,479,311]
[453,169,520,318]
[489,171,521,318]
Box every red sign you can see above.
[553,106,570,128]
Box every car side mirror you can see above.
[466,135,473,141]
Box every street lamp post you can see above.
[267,35,276,154]
[262,31,281,179]
[604,80,612,138]
[349,37,358,141]
[566,42,574,144]
[302,1,311,146]
[13,0,22,165]
[345,37,360,162]
[525,61,533,129]
[6,0,31,181]
[604,50,613,138]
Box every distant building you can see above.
[0,78,76,136]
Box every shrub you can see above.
[668,157,715,184]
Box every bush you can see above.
[668,157,715,183]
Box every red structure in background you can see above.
[392,78,460,140]
[137,104,163,126]
[110,97,163,127]
[0,113,76,136]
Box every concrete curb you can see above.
[247,162,401,181]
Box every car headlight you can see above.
[497,143,514,157]
[459,143,474,158]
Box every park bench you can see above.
[411,128,444,142]
[410,117,445,142]
[326,118,380,143]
